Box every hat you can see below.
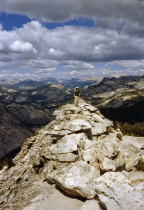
[76,87,79,89]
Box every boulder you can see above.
[91,123,106,135]
[95,134,125,171]
[95,172,144,210]
[49,136,78,154]
[97,135,119,158]
[64,119,92,132]
[47,161,99,199]
[49,132,89,154]
[0,100,144,210]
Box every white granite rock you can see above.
[125,153,140,171]
[121,136,144,153]
[122,170,144,185]
[81,200,102,210]
[57,153,78,162]
[48,161,99,199]
[99,157,118,171]
[81,148,97,162]
[49,132,90,154]
[91,123,106,135]
[49,135,78,154]
[84,104,97,112]
[82,110,92,116]
[1,100,144,210]
[92,113,104,123]
[79,138,96,150]
[21,182,84,210]
[95,172,144,210]
[96,135,126,171]
[50,129,72,136]
[97,137,119,158]
[64,119,92,132]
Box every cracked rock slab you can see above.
[64,119,92,132]
[47,161,99,199]
[95,172,144,210]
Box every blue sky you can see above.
[0,13,95,31]
[0,13,31,31]
[0,0,144,80]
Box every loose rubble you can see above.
[0,99,144,210]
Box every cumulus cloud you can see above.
[0,20,144,78]
[0,21,143,60]
[10,40,37,53]
[0,0,144,79]
[16,21,144,62]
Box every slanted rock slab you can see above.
[95,172,144,210]
[64,119,92,132]
[57,153,78,162]
[49,135,78,154]
[47,161,99,199]
[91,123,106,135]
[126,153,141,172]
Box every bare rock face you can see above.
[95,172,144,210]
[48,161,99,199]
[0,100,144,210]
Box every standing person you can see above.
[74,87,80,107]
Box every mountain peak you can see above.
[0,100,144,209]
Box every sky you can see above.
[0,0,144,80]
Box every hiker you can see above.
[74,87,80,107]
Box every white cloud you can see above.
[61,60,95,71]
[0,0,144,79]
[0,20,144,79]
[10,40,37,53]
[49,48,64,57]
[107,60,144,70]
[17,21,143,62]
[0,72,38,80]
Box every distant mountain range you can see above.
[0,76,103,89]
[83,75,144,123]
[0,75,144,159]
[0,83,72,159]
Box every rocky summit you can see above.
[0,100,144,210]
